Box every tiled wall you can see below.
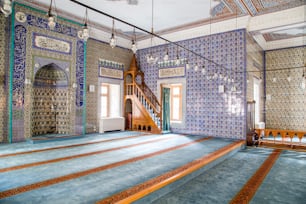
[85,39,133,133]
[265,46,306,131]
[32,88,69,135]
[137,29,247,139]
[6,3,85,142]
[0,3,133,143]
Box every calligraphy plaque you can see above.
[33,33,72,54]
[99,67,123,79]
[159,67,185,78]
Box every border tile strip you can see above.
[0,133,150,158]
[0,135,179,173]
[0,137,212,199]
[230,149,282,204]
[98,140,245,204]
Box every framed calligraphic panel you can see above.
[33,33,72,55]
[159,67,185,79]
[99,67,123,79]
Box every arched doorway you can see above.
[31,63,69,136]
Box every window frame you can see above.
[170,84,183,122]
[157,78,186,129]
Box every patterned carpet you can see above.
[0,131,305,203]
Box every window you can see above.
[100,83,121,118]
[100,83,109,117]
[170,84,182,122]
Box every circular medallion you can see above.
[34,63,40,68]
[15,12,27,23]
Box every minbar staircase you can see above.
[124,55,162,134]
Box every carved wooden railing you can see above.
[139,83,161,110]
[255,128,306,145]
[126,82,162,129]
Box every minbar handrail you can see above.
[134,83,161,118]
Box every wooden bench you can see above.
[255,128,306,145]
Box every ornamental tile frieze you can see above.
[13,25,27,108]
[26,14,78,37]
[76,40,84,107]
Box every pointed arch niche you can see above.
[31,63,70,136]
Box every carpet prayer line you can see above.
[0,135,179,173]
[230,149,282,204]
[0,133,150,158]
[98,140,245,204]
[0,136,213,199]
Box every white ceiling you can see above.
[24,0,220,34]
[19,0,306,50]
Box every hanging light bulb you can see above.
[272,75,277,83]
[201,65,206,75]
[213,72,218,79]
[186,60,190,70]
[82,24,89,41]
[146,53,158,64]
[175,45,180,65]
[194,63,199,71]
[224,76,228,82]
[81,8,89,41]
[109,19,116,48]
[146,0,158,65]
[286,69,292,82]
[219,73,223,79]
[175,56,180,66]
[1,0,12,17]
[231,85,237,92]
[163,46,169,61]
[131,40,137,54]
[163,52,169,61]
[287,75,291,82]
[130,27,137,54]
[109,33,116,48]
[47,0,56,30]
[146,34,158,64]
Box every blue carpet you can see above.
[0,131,143,155]
[1,132,304,204]
[150,147,274,204]
[1,133,230,203]
[251,150,306,204]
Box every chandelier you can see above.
[109,18,116,48]
[131,27,137,54]
[146,0,158,64]
[81,8,89,41]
